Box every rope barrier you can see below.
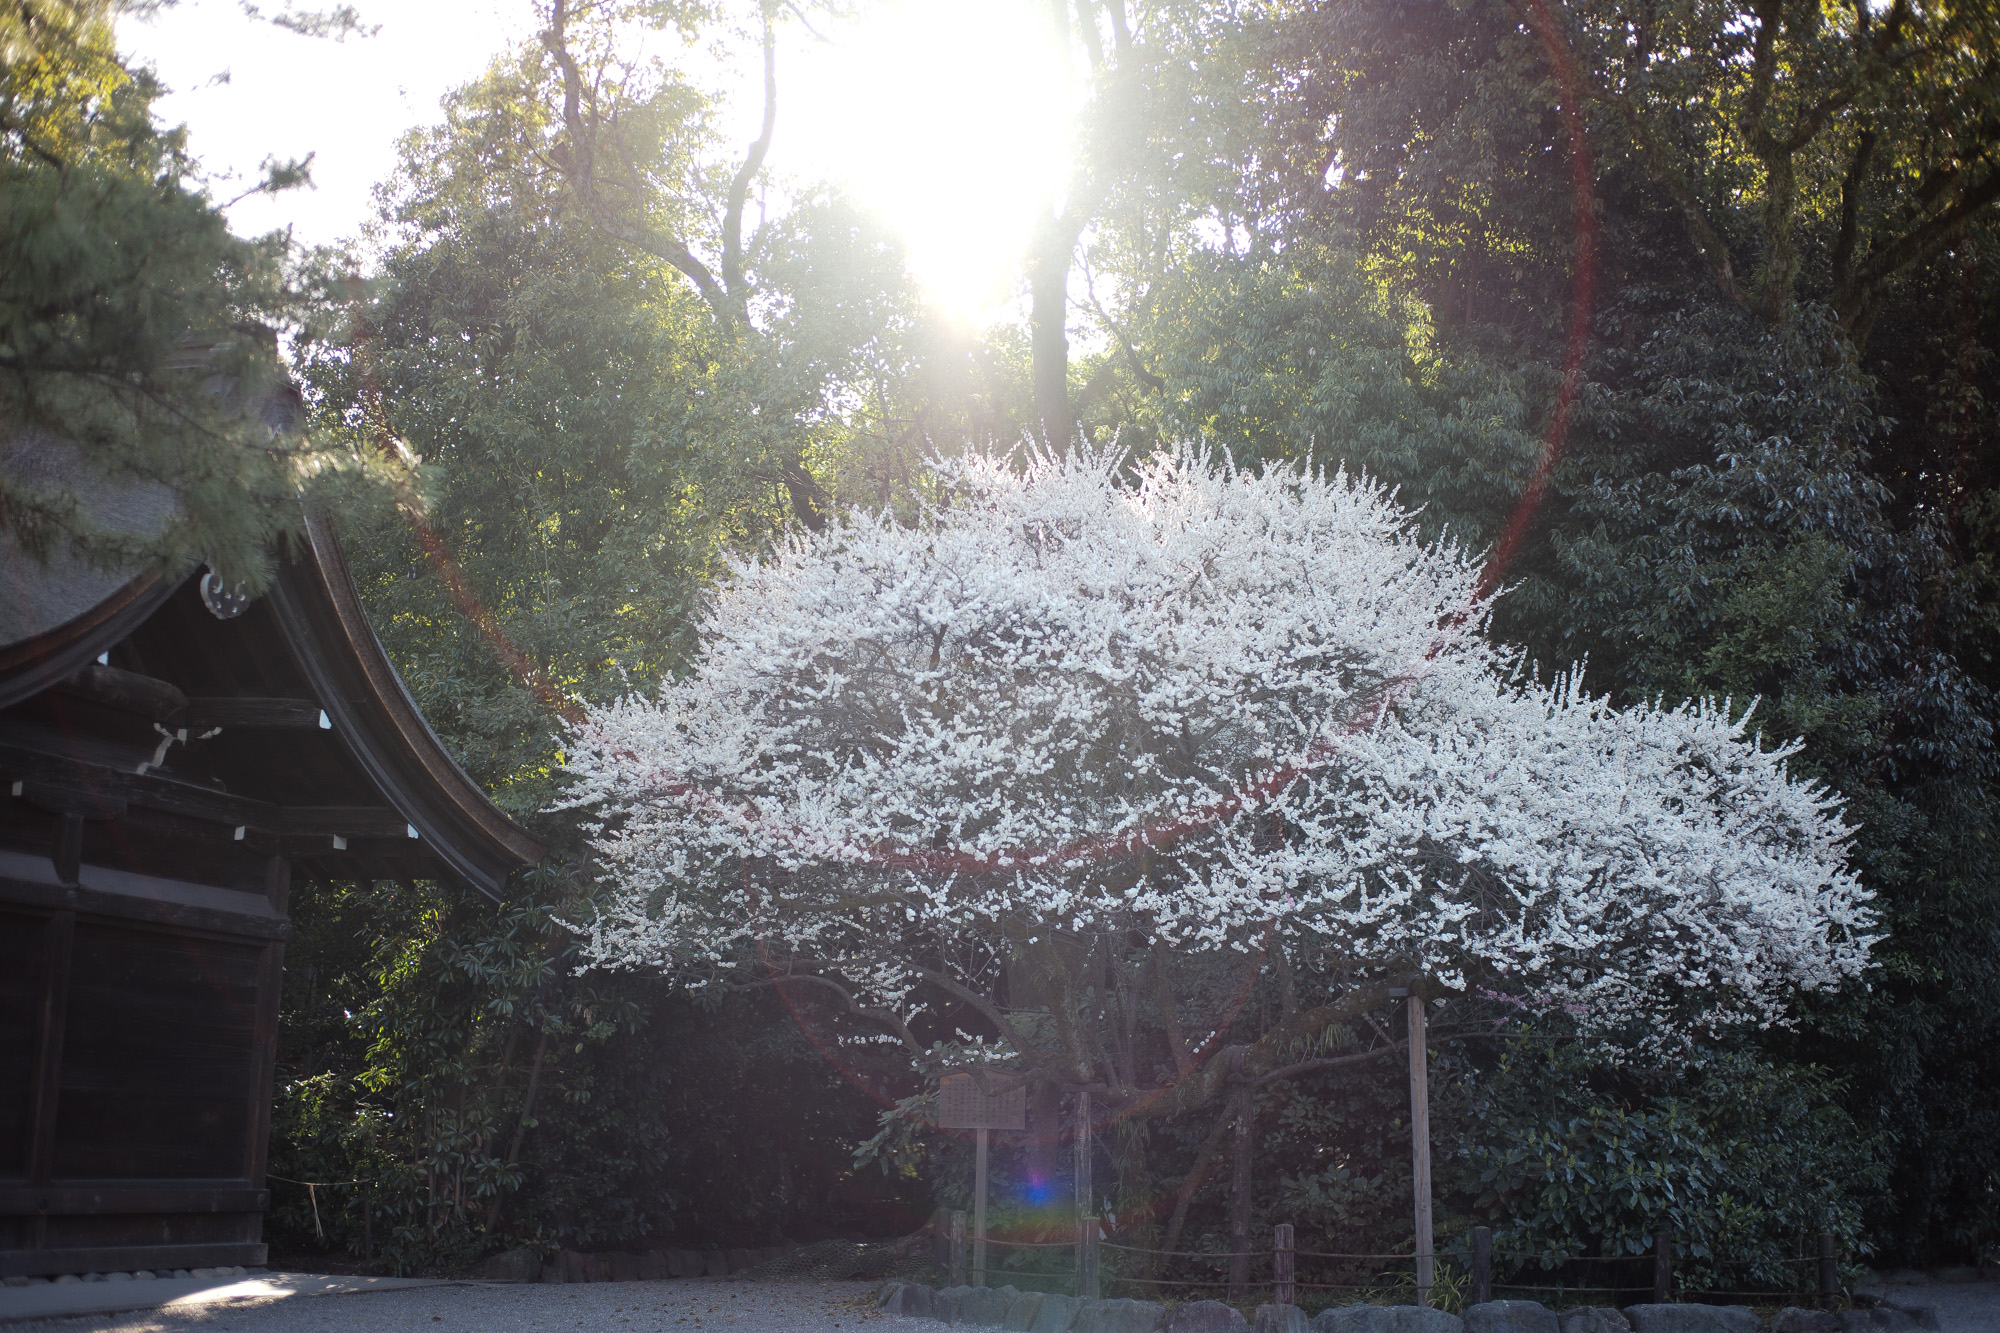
[1100,1244,1263,1260]
[265,1175,361,1241]
[1488,1252,1639,1264]
[984,1238,1079,1250]
[1109,1275,1273,1288]
[1486,1251,1821,1266]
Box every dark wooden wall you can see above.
[0,853,284,1276]
[1,539,537,1277]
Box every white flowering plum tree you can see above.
[559,446,1877,1211]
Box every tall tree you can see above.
[561,446,1877,1271]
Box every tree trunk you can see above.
[1030,211,1074,446]
[484,1026,550,1233]
[1027,1081,1064,1206]
[1754,148,1799,324]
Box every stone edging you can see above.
[3,1266,252,1288]
[874,1283,1941,1333]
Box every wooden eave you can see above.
[0,574,179,712]
[0,508,543,899]
[269,507,545,895]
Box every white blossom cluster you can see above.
[559,446,1877,1047]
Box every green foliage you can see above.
[1452,1046,1884,1292]
[271,31,986,1269]
[296,46,1021,815]
[1136,238,1549,542]
[1072,0,2000,1266]
[267,867,921,1271]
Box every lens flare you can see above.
[365,0,1601,1209]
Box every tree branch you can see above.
[738,968,929,1059]
[1831,128,1878,298]
[1738,0,1785,151]
[1157,1100,1236,1257]
[1150,940,1194,1076]
[779,454,828,531]
[1105,0,1130,59]
[1081,264,1165,394]
[540,0,729,317]
[1838,166,2000,340]
[918,966,1037,1062]
[1254,1042,1404,1089]
[1554,9,1745,307]
[722,2,777,301]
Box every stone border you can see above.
[2,1266,252,1287]
[481,1245,801,1283]
[873,1284,1942,1333]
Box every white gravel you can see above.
[4,1279,923,1333]
[1861,1280,2000,1333]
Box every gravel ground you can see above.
[1863,1281,2000,1333]
[2,1280,914,1333]
[9,1276,1996,1333]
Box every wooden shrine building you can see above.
[0,498,544,1278]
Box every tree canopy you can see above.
[0,0,377,590]
[565,446,1874,1053]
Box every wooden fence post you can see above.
[950,1210,967,1288]
[1653,1232,1673,1305]
[1471,1225,1492,1306]
[1273,1223,1294,1306]
[1818,1233,1837,1309]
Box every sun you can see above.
[777,0,1077,328]
[127,0,1075,327]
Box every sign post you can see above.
[939,1071,1028,1290]
[1391,986,1434,1307]
[1075,1086,1098,1299]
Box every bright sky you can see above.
[122,0,1076,324]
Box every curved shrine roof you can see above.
[0,504,544,899]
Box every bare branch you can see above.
[1150,941,1195,1076]
[1831,129,1878,298]
[761,969,930,1059]
[1738,0,1785,150]
[1254,1042,1404,1089]
[1839,166,2000,341]
[918,966,1038,1062]
[1583,60,1745,306]
[1081,261,1165,394]
[1157,1100,1236,1257]
[1105,0,1130,59]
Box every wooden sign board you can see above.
[938,1072,1027,1130]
